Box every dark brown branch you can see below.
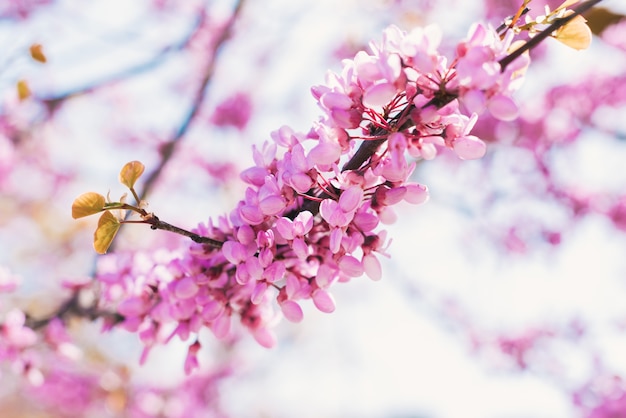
[341,138,387,172]
[38,14,206,105]
[25,291,124,331]
[140,215,223,248]
[499,0,604,72]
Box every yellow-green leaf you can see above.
[119,161,145,189]
[17,80,30,101]
[72,192,106,219]
[94,211,121,254]
[29,43,47,63]
[554,14,592,50]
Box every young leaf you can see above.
[94,211,121,254]
[119,161,145,189]
[554,14,592,50]
[29,43,47,63]
[72,192,106,219]
[17,80,31,101]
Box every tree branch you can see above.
[140,214,223,248]
[138,0,246,202]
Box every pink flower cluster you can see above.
[25,363,229,418]
[0,267,42,383]
[94,22,529,367]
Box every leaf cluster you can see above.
[71,161,146,254]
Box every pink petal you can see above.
[259,195,285,215]
[201,301,224,321]
[251,282,268,305]
[320,199,342,226]
[320,92,353,110]
[240,167,268,186]
[312,289,336,313]
[253,327,277,348]
[404,183,429,204]
[363,254,382,281]
[280,300,304,323]
[315,264,337,288]
[308,141,342,165]
[363,82,397,107]
[117,297,148,317]
[290,173,313,193]
[488,94,519,121]
[174,277,199,299]
[239,205,265,225]
[211,314,231,339]
[453,135,486,160]
[339,186,363,213]
[461,89,486,114]
[294,211,314,234]
[293,238,309,259]
[222,241,244,264]
[353,211,379,231]
[338,255,364,277]
[275,217,295,240]
[330,227,343,253]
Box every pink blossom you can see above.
[2,309,37,348]
[210,92,252,131]
[320,186,364,228]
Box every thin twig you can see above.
[38,14,206,104]
[140,214,223,248]
[138,0,246,202]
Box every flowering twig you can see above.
[499,0,603,71]
[72,161,223,253]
